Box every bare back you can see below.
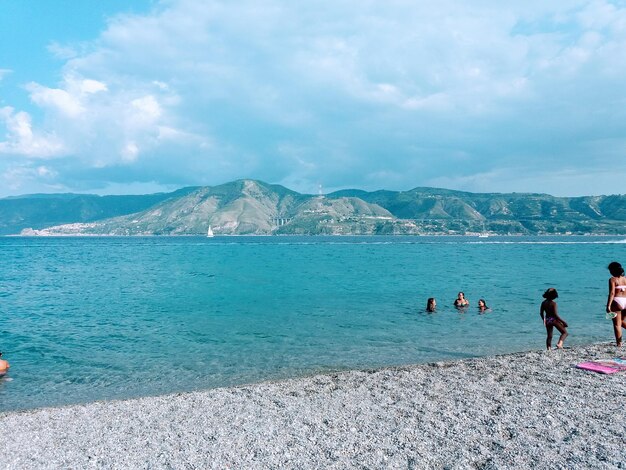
[610,276,626,297]
[541,299,557,318]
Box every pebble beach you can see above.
[1,342,624,469]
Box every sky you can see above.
[1,0,626,197]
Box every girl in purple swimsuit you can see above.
[606,261,626,347]
[540,288,568,350]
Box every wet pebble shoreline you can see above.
[0,342,624,469]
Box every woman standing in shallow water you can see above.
[606,261,626,347]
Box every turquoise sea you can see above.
[1,235,624,411]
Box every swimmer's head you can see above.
[542,288,558,300]
[608,261,624,277]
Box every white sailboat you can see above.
[207,225,214,237]
[478,222,489,238]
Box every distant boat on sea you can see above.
[207,226,214,237]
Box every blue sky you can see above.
[1,0,625,197]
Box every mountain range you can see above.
[3,179,626,236]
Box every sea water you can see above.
[0,235,624,411]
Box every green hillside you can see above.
[0,188,197,235]
[4,180,626,236]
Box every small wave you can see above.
[465,239,626,245]
[4,236,626,247]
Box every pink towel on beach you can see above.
[577,359,626,374]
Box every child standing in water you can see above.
[540,288,568,350]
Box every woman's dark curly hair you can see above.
[608,261,624,277]
[542,288,558,300]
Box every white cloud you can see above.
[1,164,62,194]
[47,42,80,60]
[25,76,108,118]
[26,83,85,117]
[36,165,57,177]
[152,80,169,91]
[130,95,161,123]
[121,141,140,162]
[0,107,65,158]
[403,93,452,111]
[429,166,626,197]
[81,79,108,94]
[4,74,192,170]
[2,0,626,196]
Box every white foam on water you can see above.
[465,239,626,245]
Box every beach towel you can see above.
[576,357,626,374]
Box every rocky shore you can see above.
[1,342,624,469]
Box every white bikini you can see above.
[613,285,626,310]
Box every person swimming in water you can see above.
[477,299,490,313]
[0,352,9,376]
[606,261,626,347]
[540,288,568,350]
[426,298,437,312]
[454,292,469,308]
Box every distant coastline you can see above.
[8,233,626,238]
[2,179,625,236]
